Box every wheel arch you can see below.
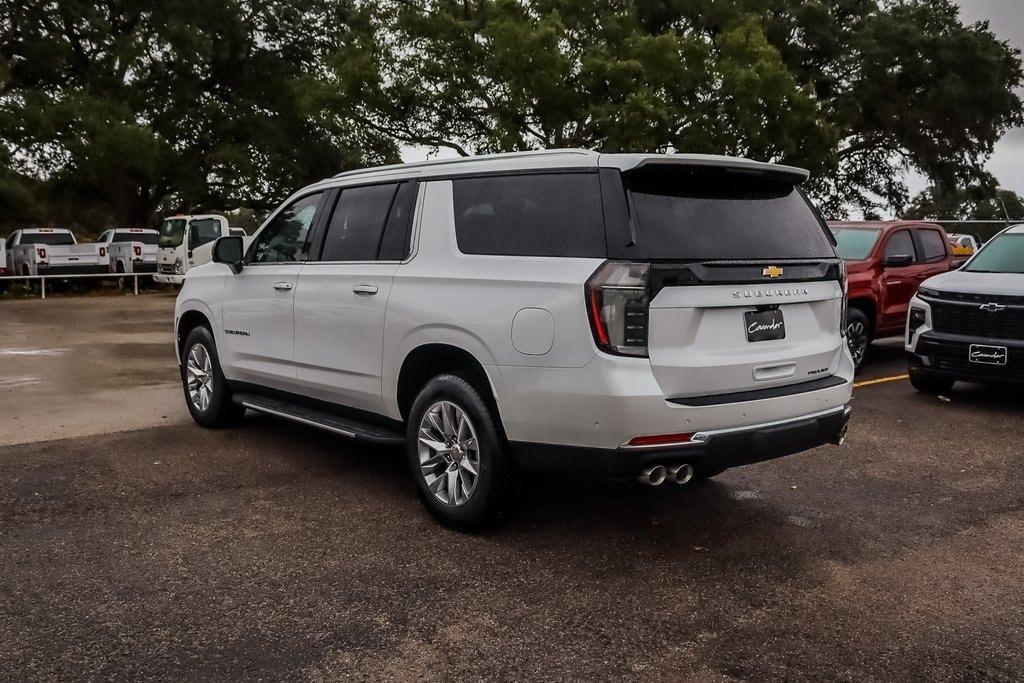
[847,297,876,331]
[395,343,502,428]
[176,308,214,361]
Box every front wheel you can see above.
[180,326,245,428]
[406,374,520,530]
[845,308,872,373]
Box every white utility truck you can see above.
[5,228,107,276]
[154,215,234,284]
[97,227,161,275]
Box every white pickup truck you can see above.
[154,215,241,284]
[97,227,161,275]
[5,228,108,276]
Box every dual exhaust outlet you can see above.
[638,463,694,486]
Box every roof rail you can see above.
[332,148,598,179]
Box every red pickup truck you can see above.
[828,221,955,371]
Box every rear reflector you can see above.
[626,432,695,448]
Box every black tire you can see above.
[116,262,130,291]
[406,373,520,531]
[845,307,872,373]
[180,326,245,428]
[909,368,955,394]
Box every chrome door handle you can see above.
[273,282,293,291]
[352,285,378,295]
[886,280,902,286]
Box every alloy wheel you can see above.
[417,400,481,507]
[186,343,213,412]
[846,320,868,367]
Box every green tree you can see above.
[359,0,1022,216]
[0,0,398,235]
[907,184,1024,221]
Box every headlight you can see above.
[909,307,927,333]
[174,257,184,274]
[918,286,938,298]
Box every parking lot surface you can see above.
[1,295,1022,680]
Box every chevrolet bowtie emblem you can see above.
[980,303,1006,312]
[762,266,784,279]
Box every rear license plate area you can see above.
[745,309,786,342]
[969,344,1008,365]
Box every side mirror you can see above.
[213,236,244,274]
[885,254,914,268]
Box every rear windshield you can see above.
[114,232,159,245]
[21,232,75,246]
[829,227,881,260]
[159,219,187,248]
[964,234,1024,274]
[625,167,834,260]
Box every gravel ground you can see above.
[1,295,1021,680]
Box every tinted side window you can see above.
[250,193,322,263]
[321,184,398,261]
[189,219,222,248]
[378,181,418,261]
[919,229,948,261]
[453,173,606,257]
[885,231,916,260]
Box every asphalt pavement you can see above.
[1,294,1021,680]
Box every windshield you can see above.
[158,219,187,248]
[114,232,159,245]
[21,232,75,246]
[625,167,835,260]
[829,227,881,261]
[964,234,1024,274]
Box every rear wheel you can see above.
[909,368,954,394]
[406,373,520,530]
[180,326,245,428]
[845,308,872,373]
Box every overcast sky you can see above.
[939,0,1024,198]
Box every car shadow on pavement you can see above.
[241,411,819,570]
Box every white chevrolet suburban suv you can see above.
[174,150,854,529]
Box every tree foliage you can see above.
[907,184,1024,222]
[1,0,1022,232]
[0,0,398,233]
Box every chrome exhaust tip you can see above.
[639,465,667,486]
[668,463,694,485]
[830,423,849,446]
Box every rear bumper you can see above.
[511,404,851,478]
[38,264,108,276]
[908,332,1024,384]
[154,273,184,284]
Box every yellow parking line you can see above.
[853,374,909,388]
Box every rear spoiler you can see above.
[612,154,809,185]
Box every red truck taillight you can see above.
[99,246,107,257]
[585,261,650,357]
[36,247,47,261]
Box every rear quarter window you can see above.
[452,173,606,257]
[918,229,948,262]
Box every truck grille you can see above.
[158,263,176,274]
[930,302,1024,341]
[926,340,1024,382]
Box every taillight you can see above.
[133,245,142,258]
[838,260,848,337]
[626,432,695,448]
[99,247,107,257]
[585,261,650,357]
[36,247,47,260]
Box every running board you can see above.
[233,393,404,445]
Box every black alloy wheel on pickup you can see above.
[845,308,872,372]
